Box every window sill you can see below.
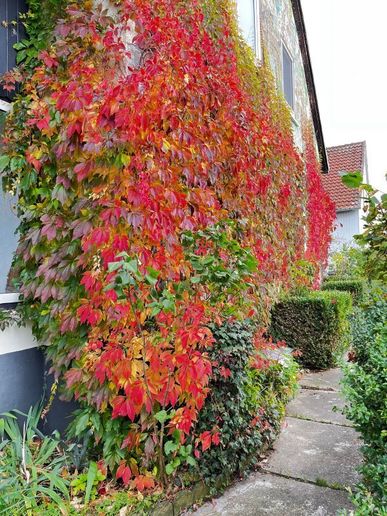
[0,99,12,112]
[0,292,21,307]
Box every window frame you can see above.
[254,0,262,62]
[236,0,262,61]
[281,41,294,110]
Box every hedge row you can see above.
[322,279,365,305]
[269,291,352,370]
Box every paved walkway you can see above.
[192,368,362,516]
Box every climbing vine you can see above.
[304,127,336,283]
[0,0,333,486]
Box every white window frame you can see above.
[236,0,262,62]
[281,41,294,110]
[254,0,262,62]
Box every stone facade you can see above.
[237,0,316,152]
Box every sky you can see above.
[301,0,387,192]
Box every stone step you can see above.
[263,417,362,488]
[287,389,351,426]
[300,368,343,392]
[191,471,354,515]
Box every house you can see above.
[236,0,328,171]
[0,0,328,426]
[322,142,369,251]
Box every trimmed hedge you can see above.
[269,291,352,370]
[322,279,365,305]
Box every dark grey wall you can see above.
[0,347,77,435]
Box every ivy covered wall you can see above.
[0,0,334,487]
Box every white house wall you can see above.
[331,210,360,251]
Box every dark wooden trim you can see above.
[291,0,329,173]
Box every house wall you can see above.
[330,209,360,251]
[0,320,77,433]
[260,0,313,151]
[1,0,320,429]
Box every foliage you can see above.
[192,321,299,484]
[343,282,387,513]
[349,282,387,364]
[343,327,387,514]
[0,307,25,331]
[0,404,70,515]
[321,279,365,305]
[341,173,387,282]
[0,0,336,489]
[304,127,336,284]
[327,245,366,280]
[269,290,352,370]
[0,0,309,485]
[356,191,387,282]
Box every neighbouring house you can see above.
[0,0,328,426]
[322,142,369,251]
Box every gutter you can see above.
[291,0,329,173]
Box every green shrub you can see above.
[350,283,387,364]
[269,290,352,370]
[193,322,298,485]
[327,245,366,279]
[343,328,387,513]
[322,279,365,305]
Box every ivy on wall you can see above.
[304,126,336,282]
[0,0,333,486]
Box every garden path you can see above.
[191,368,362,516]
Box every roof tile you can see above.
[322,142,365,211]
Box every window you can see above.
[236,0,262,60]
[0,0,26,299]
[282,43,294,109]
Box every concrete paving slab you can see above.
[190,472,354,515]
[300,368,343,392]
[264,417,362,487]
[287,389,351,426]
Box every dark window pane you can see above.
[0,0,27,100]
[282,44,294,109]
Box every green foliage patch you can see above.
[192,322,299,485]
[322,279,365,305]
[269,291,352,370]
[343,283,387,514]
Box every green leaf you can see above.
[165,462,175,475]
[155,410,169,424]
[85,461,98,504]
[0,155,10,172]
[186,455,197,467]
[75,413,89,435]
[341,171,362,189]
[164,441,179,455]
[108,261,122,272]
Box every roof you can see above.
[321,141,367,211]
[291,0,329,172]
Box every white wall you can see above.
[0,323,37,356]
[331,209,360,251]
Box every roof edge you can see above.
[291,0,329,173]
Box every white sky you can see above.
[301,0,387,192]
